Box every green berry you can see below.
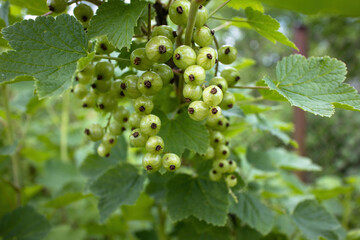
[140,114,161,136]
[152,25,177,43]
[109,121,125,136]
[163,153,181,171]
[102,133,117,148]
[95,36,116,55]
[225,175,237,187]
[95,61,114,81]
[213,159,230,173]
[84,124,104,141]
[195,5,208,28]
[183,84,202,103]
[134,96,154,115]
[218,45,237,65]
[129,128,148,147]
[188,100,209,121]
[137,71,163,96]
[228,160,237,173]
[76,64,94,84]
[173,45,197,69]
[128,112,142,130]
[91,79,112,93]
[47,0,67,13]
[73,3,93,24]
[203,85,223,106]
[184,65,206,85]
[110,80,126,99]
[219,92,235,109]
[97,143,111,158]
[221,68,240,87]
[210,131,225,146]
[146,136,165,154]
[209,76,228,92]
[145,36,174,63]
[123,75,142,99]
[130,48,153,71]
[169,0,190,26]
[81,92,96,108]
[151,63,174,84]
[113,106,130,123]
[209,169,222,181]
[193,26,214,47]
[197,47,216,70]
[201,146,215,160]
[142,153,162,173]
[97,95,116,112]
[209,106,222,118]
[206,115,229,131]
[72,84,87,99]
[215,145,230,159]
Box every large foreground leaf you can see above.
[264,54,360,117]
[0,14,89,98]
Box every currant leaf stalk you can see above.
[208,0,231,18]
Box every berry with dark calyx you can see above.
[146,136,165,154]
[221,67,241,87]
[213,159,230,173]
[228,160,237,173]
[102,133,117,148]
[109,121,125,136]
[162,153,181,171]
[183,84,202,102]
[215,145,230,159]
[128,112,143,130]
[91,79,112,93]
[188,101,209,121]
[81,92,96,108]
[225,175,238,187]
[140,114,161,136]
[203,85,223,106]
[97,95,116,112]
[169,0,190,26]
[173,45,197,70]
[73,3,94,24]
[209,76,228,92]
[201,146,215,160]
[95,36,116,55]
[209,106,222,118]
[184,65,206,85]
[113,106,130,123]
[142,153,162,173]
[47,0,67,13]
[206,114,227,131]
[137,71,163,96]
[95,61,114,81]
[218,45,238,65]
[72,84,87,99]
[210,131,225,146]
[123,75,142,99]
[197,47,216,70]
[152,25,176,43]
[130,48,153,71]
[145,36,174,63]
[220,91,235,110]
[97,143,111,158]
[77,64,94,84]
[134,96,154,115]
[129,128,148,147]
[195,5,208,28]
[193,26,214,47]
[209,169,222,181]
[110,80,126,99]
[84,124,104,141]
[151,63,174,84]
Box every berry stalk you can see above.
[184,0,201,46]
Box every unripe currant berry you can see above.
[195,5,208,28]
[213,159,230,173]
[113,106,130,123]
[203,85,223,106]
[95,36,116,55]
[146,136,165,154]
[97,95,116,112]
[151,63,174,84]
[169,0,190,26]
[225,174,238,187]
[76,64,94,84]
[110,80,126,99]
[218,45,237,65]
[215,145,230,159]
[84,124,104,141]
[142,153,162,173]
[123,75,142,99]
[193,26,214,47]
[109,121,125,136]
[47,0,67,13]
[188,100,209,121]
[128,112,143,130]
[201,146,215,160]
[163,153,181,171]
[173,45,197,70]
[209,106,222,118]
[197,47,216,70]
[209,76,228,92]
[72,84,87,99]
[210,131,225,146]
[97,143,111,158]
[145,36,174,63]
[81,92,96,108]
[102,133,117,148]
[94,61,114,81]
[219,91,235,110]
[209,169,222,181]
[228,160,237,173]
[137,71,163,96]
[184,65,206,85]
[139,114,161,136]
[152,25,177,43]
[129,128,148,147]
[73,3,93,24]
[221,68,241,87]
[134,96,154,115]
[183,84,202,103]
[91,79,112,93]
[130,48,153,71]
[206,115,229,131]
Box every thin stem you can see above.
[184,0,201,46]
[95,55,130,61]
[213,22,232,32]
[230,85,269,90]
[208,0,231,18]
[147,4,152,41]
[42,11,53,16]
[213,35,220,76]
[166,0,173,9]
[156,205,168,240]
[60,91,70,162]
[84,0,102,6]
[176,25,184,47]
[210,16,247,23]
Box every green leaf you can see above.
[0,15,88,98]
[233,58,256,70]
[235,225,262,240]
[121,193,154,221]
[225,0,264,12]
[178,219,231,240]
[229,192,274,235]
[90,163,146,223]
[264,54,360,117]
[155,111,209,156]
[88,0,148,50]
[232,8,297,50]
[0,205,51,240]
[44,192,92,209]
[166,174,229,226]
[291,200,344,240]
[43,225,86,240]
[77,52,95,71]
[9,0,48,15]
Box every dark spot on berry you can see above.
[207,53,213,59]
[235,76,240,81]
[105,153,110,157]
[146,165,153,171]
[170,165,176,170]
[210,87,217,94]
[144,80,152,88]
[175,53,181,60]
[84,128,90,135]
[75,76,79,81]
[176,6,183,14]
[185,98,191,103]
[228,104,233,108]
[188,108,195,114]
[71,89,74,93]
[100,43,107,51]
[189,74,195,82]
[215,138,219,143]
[222,150,227,155]
[91,83,97,89]
[134,57,141,65]
[219,163,224,168]
[82,103,88,108]
[173,31,178,38]
[226,141,229,146]
[217,84,223,89]
[218,120,223,126]
[97,74,103,80]
[225,47,230,54]
[120,83,126,90]
[226,123,230,127]
[139,106,145,112]
[123,117,128,122]
[82,16,88,22]
[158,45,167,53]
[211,30,215,35]
[231,175,236,180]
[133,132,139,138]
[109,139,114,144]
[212,170,217,174]
[155,145,162,151]
[151,123,157,129]
[99,104,105,109]
[170,78,175,84]
[229,160,233,165]
[199,5,203,9]
[48,5,55,11]
[131,127,135,131]
[211,108,218,115]
[120,91,125,97]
